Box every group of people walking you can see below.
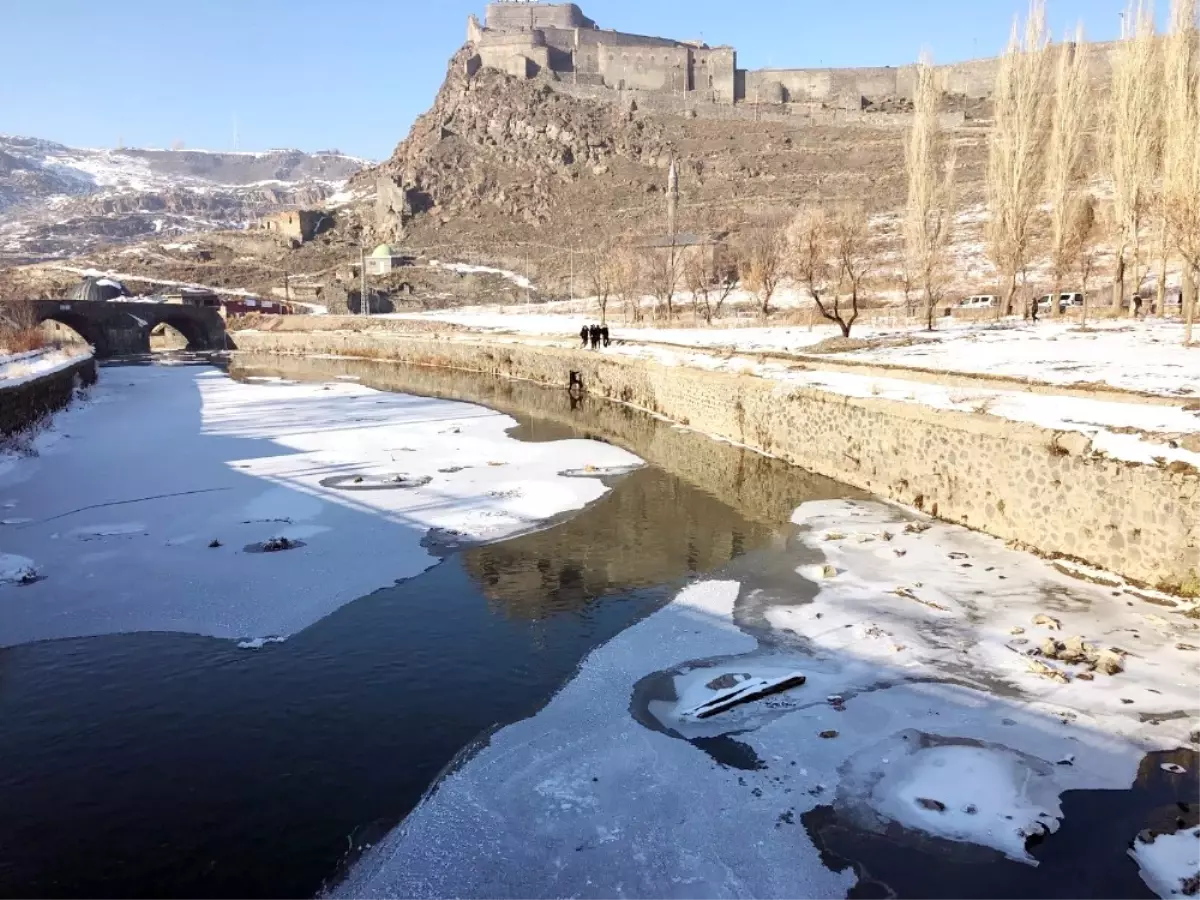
[580,323,610,349]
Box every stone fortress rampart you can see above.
[467,1,1113,111]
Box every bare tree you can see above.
[0,269,45,353]
[1044,28,1092,318]
[986,0,1053,319]
[904,54,958,331]
[790,206,880,338]
[583,245,615,325]
[1072,196,1105,326]
[831,206,880,336]
[738,225,785,320]
[643,241,684,323]
[1161,0,1199,343]
[684,248,736,325]
[1108,0,1163,316]
[789,209,836,326]
[609,245,643,324]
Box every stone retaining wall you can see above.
[231,330,1200,592]
[0,355,97,437]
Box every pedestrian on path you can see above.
[580,324,589,348]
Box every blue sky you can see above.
[0,0,1157,160]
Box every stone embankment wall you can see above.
[232,330,1200,592]
[0,355,97,437]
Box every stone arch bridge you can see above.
[33,300,228,357]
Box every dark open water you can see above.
[0,354,1192,899]
[0,354,846,898]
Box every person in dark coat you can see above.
[580,324,589,348]
[601,324,610,347]
[589,324,600,349]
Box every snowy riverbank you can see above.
[0,345,92,389]
[337,498,1200,899]
[0,363,641,646]
[386,309,1198,399]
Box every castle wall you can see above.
[470,4,1117,106]
[693,46,736,103]
[599,45,691,93]
[485,2,594,31]
[476,29,549,76]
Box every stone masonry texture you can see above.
[232,330,1200,592]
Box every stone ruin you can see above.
[465,1,1114,111]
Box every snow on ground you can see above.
[0,345,92,388]
[428,260,534,290]
[336,498,1199,898]
[0,365,641,647]
[394,306,1198,398]
[1130,826,1200,898]
[413,330,1198,469]
[834,320,1200,398]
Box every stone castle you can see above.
[465,1,1011,110]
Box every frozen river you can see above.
[0,353,1196,898]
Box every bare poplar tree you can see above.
[986,0,1053,319]
[904,53,958,331]
[1044,27,1092,317]
[1072,196,1104,326]
[738,226,785,320]
[1161,0,1199,343]
[1108,0,1163,316]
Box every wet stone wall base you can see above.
[232,330,1200,591]
[0,356,97,437]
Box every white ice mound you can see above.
[835,729,1064,864]
[1130,827,1200,899]
[0,552,39,585]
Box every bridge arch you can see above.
[31,300,226,358]
[39,311,103,348]
[150,309,212,351]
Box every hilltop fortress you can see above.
[466,1,1111,111]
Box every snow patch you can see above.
[0,553,38,585]
[1130,827,1200,899]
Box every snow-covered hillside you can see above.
[0,135,370,260]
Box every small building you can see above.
[366,243,409,276]
[162,289,291,316]
[258,209,333,245]
[163,288,221,309]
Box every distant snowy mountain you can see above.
[0,135,370,260]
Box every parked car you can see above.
[954,295,999,311]
[1035,292,1085,313]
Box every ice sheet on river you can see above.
[0,365,641,647]
[336,499,1199,899]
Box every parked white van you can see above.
[954,295,999,311]
[1035,292,1085,312]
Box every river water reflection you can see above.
[0,354,852,898]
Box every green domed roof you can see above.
[371,243,395,258]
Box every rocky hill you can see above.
[0,135,368,261]
[361,51,992,272]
